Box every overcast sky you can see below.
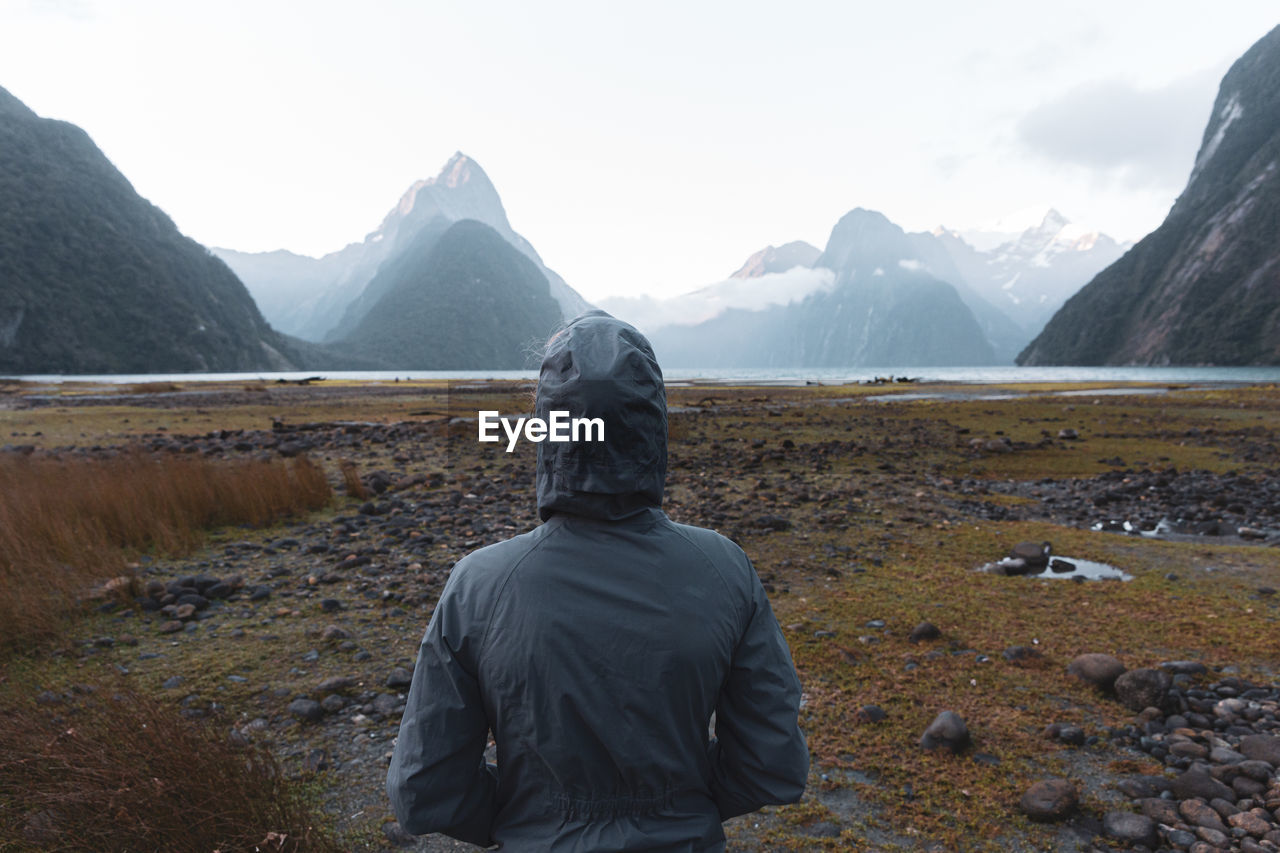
[1,1,1276,301]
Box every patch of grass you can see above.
[0,451,331,652]
[0,679,343,852]
[123,382,182,394]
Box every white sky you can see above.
[1,1,1276,301]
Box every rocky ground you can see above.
[3,379,1280,851]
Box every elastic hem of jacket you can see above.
[551,787,675,820]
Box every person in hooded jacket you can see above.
[387,310,809,852]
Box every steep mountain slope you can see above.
[336,220,562,369]
[649,209,995,368]
[0,86,298,374]
[902,231,1032,364]
[1020,25,1280,366]
[215,154,589,341]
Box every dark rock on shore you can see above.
[1019,778,1078,822]
[1114,668,1173,712]
[1068,653,1126,692]
[920,711,970,753]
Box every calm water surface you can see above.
[9,366,1280,385]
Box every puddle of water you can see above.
[1032,557,1132,581]
[977,555,1132,581]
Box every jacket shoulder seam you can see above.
[476,524,563,658]
[665,522,749,613]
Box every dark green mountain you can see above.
[337,219,562,369]
[0,86,300,374]
[649,209,996,368]
[1019,25,1280,366]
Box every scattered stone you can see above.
[853,705,887,724]
[287,698,325,723]
[1003,645,1041,664]
[1010,540,1050,567]
[386,667,413,689]
[919,710,970,753]
[1114,668,1172,712]
[1171,768,1235,804]
[1102,811,1158,847]
[317,676,357,694]
[1161,660,1209,676]
[1239,734,1280,765]
[1067,653,1126,692]
[1044,723,1085,746]
[1179,798,1228,833]
[321,624,350,641]
[1019,779,1078,822]
[908,622,940,643]
[157,620,183,634]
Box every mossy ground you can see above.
[2,379,1278,851]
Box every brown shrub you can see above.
[337,459,369,500]
[0,451,331,651]
[0,683,343,852]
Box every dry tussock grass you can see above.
[0,450,330,651]
[337,459,369,499]
[0,682,343,852]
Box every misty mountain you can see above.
[0,86,300,374]
[647,209,996,368]
[1020,25,1280,366]
[597,240,833,333]
[214,153,589,342]
[729,241,821,278]
[932,208,1130,337]
[334,219,562,369]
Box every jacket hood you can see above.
[536,310,667,521]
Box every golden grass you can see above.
[337,459,369,499]
[122,381,182,394]
[0,450,331,652]
[0,679,343,852]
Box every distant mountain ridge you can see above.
[931,208,1129,337]
[730,241,821,279]
[616,204,1118,367]
[0,86,300,374]
[215,154,589,342]
[648,209,997,368]
[1020,24,1280,365]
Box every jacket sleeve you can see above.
[386,575,498,846]
[708,574,809,820]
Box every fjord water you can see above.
[9,366,1280,385]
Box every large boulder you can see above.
[1019,779,1078,822]
[1067,653,1126,692]
[1114,667,1172,712]
[919,710,970,753]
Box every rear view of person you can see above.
[387,310,809,851]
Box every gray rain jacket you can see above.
[387,311,808,851]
